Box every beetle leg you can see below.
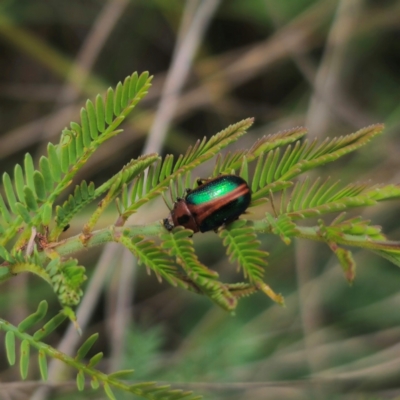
[163,218,174,231]
[196,177,212,186]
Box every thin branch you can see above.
[306,0,365,136]
[144,0,222,154]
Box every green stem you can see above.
[51,222,163,258]
[252,219,400,251]
[3,218,400,285]
[296,226,400,251]
[0,223,162,284]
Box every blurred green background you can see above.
[1,1,400,399]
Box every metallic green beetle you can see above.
[163,175,251,233]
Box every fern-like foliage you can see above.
[83,153,160,233]
[1,69,400,399]
[119,231,195,290]
[54,180,96,235]
[219,220,284,305]
[46,257,86,306]
[119,118,254,221]
[161,227,239,310]
[265,213,299,245]
[0,71,153,309]
[281,178,374,219]
[213,126,308,176]
[0,72,152,246]
[0,301,200,400]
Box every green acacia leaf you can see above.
[160,227,238,310]
[3,172,18,214]
[38,349,48,380]
[76,333,99,361]
[14,164,25,202]
[33,311,68,341]
[219,220,284,305]
[18,300,48,332]
[220,220,264,281]
[80,107,91,148]
[280,124,384,181]
[77,369,85,391]
[0,245,11,261]
[136,70,149,90]
[42,203,52,226]
[365,184,400,201]
[114,81,123,116]
[47,143,62,182]
[121,75,130,108]
[105,87,114,124]
[104,382,117,400]
[91,377,100,389]
[239,156,249,182]
[120,234,180,287]
[96,154,159,200]
[279,178,378,220]
[86,99,98,140]
[87,352,103,368]
[108,369,135,379]
[24,153,35,192]
[128,71,139,97]
[33,171,46,201]
[265,213,299,244]
[96,94,105,133]
[373,249,400,267]
[60,140,70,173]
[68,130,77,165]
[39,156,54,192]
[15,202,31,223]
[20,339,30,379]
[5,331,16,365]
[215,127,308,176]
[251,153,264,192]
[0,194,12,224]
[266,148,280,184]
[71,122,84,157]
[160,154,174,181]
[54,181,97,237]
[23,186,38,211]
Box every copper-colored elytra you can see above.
[172,199,199,232]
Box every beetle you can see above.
[163,174,251,233]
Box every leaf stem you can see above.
[4,218,400,285]
[50,223,163,258]
[252,219,400,251]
